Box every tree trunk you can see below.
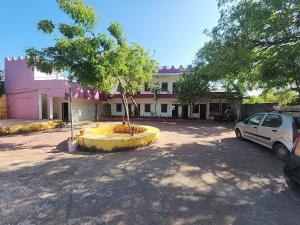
[117,76,132,135]
[69,85,74,141]
[155,95,158,117]
[130,95,139,117]
[121,91,130,125]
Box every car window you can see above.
[248,114,265,126]
[262,114,282,128]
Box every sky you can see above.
[0,0,220,69]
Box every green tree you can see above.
[26,0,157,136]
[196,0,300,100]
[176,70,209,117]
[244,89,297,106]
[150,82,161,117]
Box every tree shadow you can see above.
[1,137,300,225]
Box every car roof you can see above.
[264,111,300,117]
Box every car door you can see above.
[257,113,282,147]
[243,113,266,141]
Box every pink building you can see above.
[5,57,105,121]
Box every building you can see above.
[4,57,242,121]
[5,57,105,121]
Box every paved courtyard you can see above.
[0,121,300,225]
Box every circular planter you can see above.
[76,124,160,152]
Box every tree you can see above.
[26,0,157,136]
[176,69,210,117]
[150,82,161,117]
[195,0,300,100]
[244,89,297,106]
[107,42,157,127]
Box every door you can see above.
[62,102,69,122]
[200,104,207,120]
[243,113,265,141]
[172,104,178,118]
[134,104,140,117]
[258,113,282,147]
[182,105,189,119]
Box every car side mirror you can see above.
[243,119,248,124]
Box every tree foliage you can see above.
[176,69,210,105]
[195,0,300,99]
[244,89,297,106]
[26,0,157,129]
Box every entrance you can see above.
[200,104,207,120]
[172,104,179,118]
[40,93,48,119]
[134,104,140,117]
[182,105,189,119]
[62,102,69,122]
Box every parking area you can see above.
[0,120,300,225]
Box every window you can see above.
[262,114,282,128]
[247,113,265,126]
[144,83,150,92]
[161,82,168,92]
[192,104,199,114]
[116,103,122,112]
[145,104,151,113]
[161,104,168,113]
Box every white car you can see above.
[235,112,300,160]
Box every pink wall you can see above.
[5,57,105,120]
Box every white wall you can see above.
[53,97,97,122]
[110,98,182,118]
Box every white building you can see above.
[103,66,242,120]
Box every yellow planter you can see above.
[76,124,160,152]
[0,120,64,135]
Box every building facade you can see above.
[4,57,241,121]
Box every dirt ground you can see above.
[0,120,300,225]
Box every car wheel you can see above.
[286,178,300,192]
[235,129,244,140]
[274,143,290,160]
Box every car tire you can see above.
[235,129,244,140]
[286,178,300,192]
[274,143,290,160]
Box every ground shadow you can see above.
[1,134,300,224]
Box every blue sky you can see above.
[0,0,219,69]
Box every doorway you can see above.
[40,93,48,119]
[182,105,189,119]
[134,104,140,117]
[200,104,207,120]
[172,104,179,118]
[62,102,69,122]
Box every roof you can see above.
[157,65,193,74]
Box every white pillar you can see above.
[48,97,53,120]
